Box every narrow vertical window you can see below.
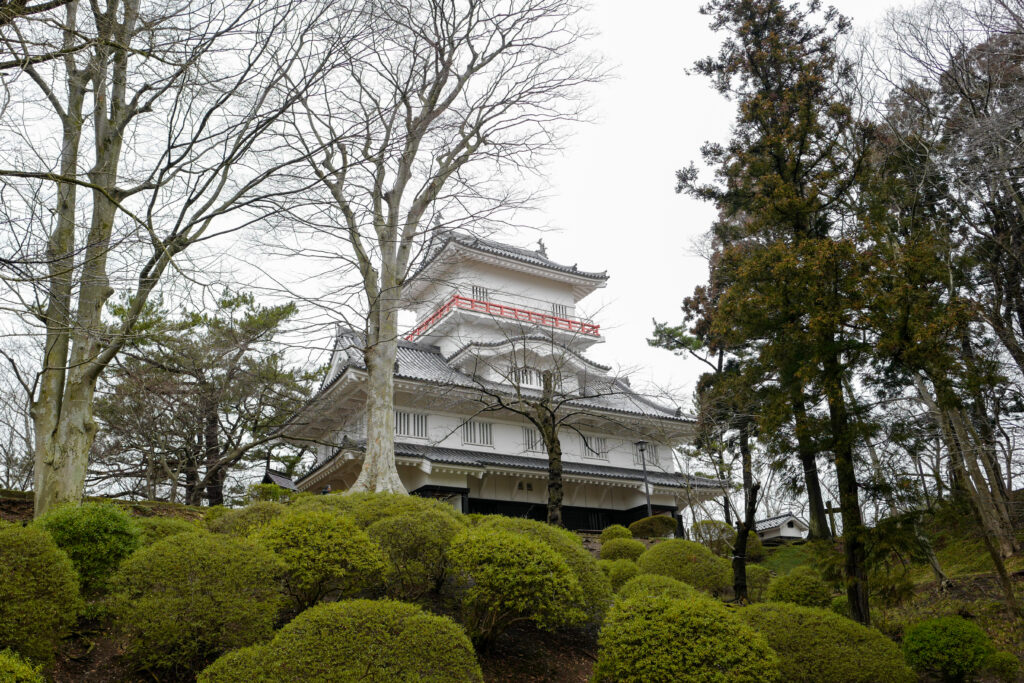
[471,285,489,301]
[583,436,608,460]
[523,427,544,453]
[395,411,427,438]
[552,302,568,317]
[462,420,493,446]
[633,443,659,466]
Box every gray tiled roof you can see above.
[262,469,298,491]
[754,513,808,533]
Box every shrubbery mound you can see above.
[448,526,585,646]
[199,600,483,683]
[597,559,639,591]
[765,566,832,608]
[0,523,81,666]
[636,539,732,596]
[600,537,646,561]
[295,491,461,528]
[36,501,139,593]
[616,574,700,602]
[477,516,612,622]
[628,514,677,539]
[367,507,464,600]
[254,508,386,609]
[599,524,632,543]
[692,519,735,556]
[132,515,200,546]
[737,602,915,683]
[112,531,284,675]
[594,594,779,683]
[902,616,996,682]
[746,564,771,602]
[206,501,285,536]
[0,649,44,683]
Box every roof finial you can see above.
[537,238,547,258]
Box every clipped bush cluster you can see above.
[366,507,464,600]
[692,519,735,556]
[902,616,996,682]
[636,539,732,596]
[0,649,44,683]
[37,501,139,593]
[448,526,585,646]
[746,564,772,602]
[765,566,832,608]
[254,508,386,610]
[295,491,460,529]
[737,602,915,683]
[199,600,482,683]
[594,594,779,682]
[599,524,632,543]
[206,500,286,536]
[598,559,639,591]
[0,523,81,666]
[599,537,646,561]
[112,531,284,675]
[616,574,700,602]
[132,515,200,546]
[628,514,677,539]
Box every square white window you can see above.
[511,366,541,389]
[632,442,659,466]
[395,411,428,439]
[582,436,608,460]
[552,303,569,317]
[522,427,544,453]
[471,285,489,301]
[462,419,493,446]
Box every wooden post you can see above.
[825,500,839,538]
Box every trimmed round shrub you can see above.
[598,559,639,591]
[594,594,780,682]
[254,508,386,609]
[745,531,765,561]
[366,508,463,600]
[36,501,139,593]
[295,491,461,529]
[765,566,832,608]
[746,564,771,602]
[0,649,44,683]
[478,516,612,623]
[617,574,700,602]
[448,526,585,646]
[132,515,200,546]
[636,539,732,596]
[0,524,81,665]
[600,537,646,561]
[206,501,285,536]
[629,514,677,539]
[903,616,996,682]
[692,519,736,557]
[599,524,632,543]
[829,595,849,616]
[983,651,1020,683]
[738,602,915,683]
[199,600,482,682]
[111,531,284,676]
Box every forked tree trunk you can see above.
[351,335,405,494]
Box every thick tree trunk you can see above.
[203,397,225,507]
[732,423,758,603]
[351,339,406,494]
[792,392,831,539]
[538,371,563,526]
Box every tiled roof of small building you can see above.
[754,513,808,533]
[262,469,298,491]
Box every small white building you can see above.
[280,233,719,529]
[754,513,809,543]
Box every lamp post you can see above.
[635,440,652,518]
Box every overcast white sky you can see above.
[525,0,901,408]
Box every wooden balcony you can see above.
[405,294,600,342]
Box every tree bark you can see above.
[791,390,831,540]
[351,337,405,494]
[538,371,563,526]
[732,422,758,603]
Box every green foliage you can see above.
[448,526,586,646]
[765,566,832,608]
[636,539,732,596]
[616,574,701,602]
[600,537,646,561]
[198,600,482,683]
[36,502,140,593]
[692,519,735,557]
[295,491,461,529]
[207,501,286,536]
[477,516,612,623]
[594,594,780,683]
[111,531,284,676]
[599,524,632,543]
[0,649,44,683]
[629,515,677,539]
[829,595,849,616]
[737,602,914,683]
[598,559,639,591]
[982,651,1020,683]
[254,508,386,610]
[759,542,817,576]
[132,515,200,546]
[244,483,294,504]
[903,616,996,682]
[0,524,81,666]
[745,531,765,561]
[366,509,464,600]
[746,564,771,602]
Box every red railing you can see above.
[405,295,600,341]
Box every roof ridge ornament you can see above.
[537,238,547,258]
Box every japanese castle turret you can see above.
[281,232,719,530]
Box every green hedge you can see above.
[737,602,915,683]
[112,531,284,676]
[254,508,386,610]
[295,491,461,528]
[366,508,464,601]
[132,515,200,546]
[616,574,700,602]
[692,520,735,556]
[598,559,639,591]
[448,526,585,646]
[636,539,732,596]
[0,524,81,666]
[599,524,633,543]
[903,616,996,682]
[199,599,482,682]
[36,502,139,594]
[629,515,677,539]
[765,566,832,608]
[600,538,646,561]
[206,501,286,536]
[594,594,779,682]
[747,564,771,602]
[0,649,44,683]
